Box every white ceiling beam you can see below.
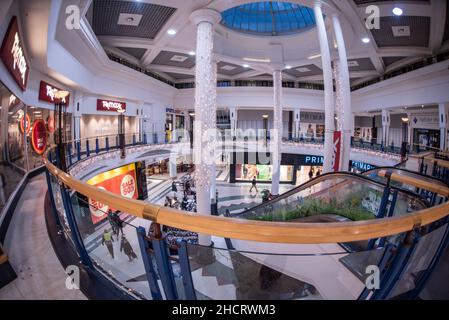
[331,0,385,74]
[429,0,447,54]
[97,36,155,49]
[376,47,432,57]
[149,64,195,76]
[104,46,141,66]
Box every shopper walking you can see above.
[111,211,124,236]
[249,176,258,193]
[308,168,314,180]
[102,229,115,259]
[0,172,6,206]
[120,235,138,262]
[107,209,117,236]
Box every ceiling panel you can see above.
[151,51,195,68]
[371,16,430,47]
[347,58,376,71]
[117,47,147,60]
[283,64,322,77]
[382,56,405,67]
[91,0,176,39]
[217,62,253,76]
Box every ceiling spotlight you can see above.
[262,114,269,119]
[188,51,195,56]
[285,65,292,69]
[362,37,370,44]
[167,29,177,35]
[392,7,403,16]
[242,64,250,68]
[127,17,134,22]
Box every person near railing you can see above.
[101,229,115,259]
[120,235,138,262]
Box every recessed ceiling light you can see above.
[167,29,177,35]
[285,65,292,69]
[362,37,370,44]
[188,51,195,56]
[392,7,403,16]
[242,64,250,68]
[127,17,134,22]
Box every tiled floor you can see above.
[0,174,86,300]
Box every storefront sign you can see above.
[97,99,126,113]
[39,81,69,105]
[86,163,138,224]
[303,155,324,165]
[332,131,342,172]
[31,119,47,155]
[350,161,376,172]
[0,17,29,91]
[412,115,439,127]
[166,107,175,113]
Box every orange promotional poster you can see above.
[86,163,138,224]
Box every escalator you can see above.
[222,169,449,299]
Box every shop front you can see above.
[410,114,440,151]
[79,98,138,147]
[165,107,185,142]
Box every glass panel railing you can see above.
[181,240,389,300]
[70,193,155,299]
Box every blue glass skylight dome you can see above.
[220,1,316,36]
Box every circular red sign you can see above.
[31,119,47,155]
[20,113,30,134]
[46,116,55,133]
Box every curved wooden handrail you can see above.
[423,156,449,169]
[377,169,449,197]
[44,147,449,244]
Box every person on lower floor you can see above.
[102,229,115,259]
[120,235,138,262]
[249,176,258,193]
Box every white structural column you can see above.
[382,109,390,146]
[210,59,218,202]
[406,112,413,146]
[294,108,300,139]
[314,1,335,173]
[229,107,237,137]
[332,14,351,171]
[190,9,221,246]
[439,103,449,150]
[271,67,283,196]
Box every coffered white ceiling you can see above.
[84,0,448,85]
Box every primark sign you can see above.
[0,16,30,91]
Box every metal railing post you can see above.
[95,137,99,154]
[177,241,197,300]
[86,139,90,158]
[136,227,163,300]
[76,140,81,161]
[105,136,109,152]
[151,237,179,300]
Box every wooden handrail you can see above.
[377,170,449,197]
[423,156,449,169]
[44,148,449,244]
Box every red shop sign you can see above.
[332,131,342,172]
[97,99,126,113]
[31,119,47,155]
[39,81,69,105]
[0,17,29,91]
[19,113,31,134]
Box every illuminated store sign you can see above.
[87,163,138,224]
[39,81,69,105]
[31,119,47,155]
[97,99,126,113]
[350,161,376,172]
[303,155,324,165]
[0,17,29,91]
